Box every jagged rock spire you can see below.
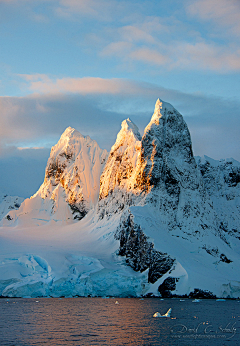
[99,118,141,201]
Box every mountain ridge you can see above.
[0,99,239,298]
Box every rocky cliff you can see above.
[196,155,240,243]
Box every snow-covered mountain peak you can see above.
[142,99,193,162]
[39,128,108,218]
[61,126,80,138]
[3,127,108,226]
[57,126,85,146]
[121,118,140,134]
[112,118,141,152]
[99,118,141,204]
[99,99,195,208]
[146,98,177,129]
[51,126,85,157]
[152,98,163,119]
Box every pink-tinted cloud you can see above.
[119,25,155,44]
[101,36,240,72]
[130,47,167,66]
[56,0,100,18]
[17,146,45,150]
[187,0,240,35]
[171,41,240,71]
[19,75,148,95]
[0,0,53,3]
[97,12,240,72]
[56,0,120,21]
[101,41,133,57]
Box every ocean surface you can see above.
[0,297,239,346]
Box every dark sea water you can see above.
[0,298,239,346]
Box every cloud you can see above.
[187,0,240,35]
[0,0,53,3]
[169,41,240,71]
[0,93,131,152]
[130,47,168,66]
[119,25,156,44]
[55,0,123,21]
[2,0,240,73]
[100,41,133,58]
[17,146,45,150]
[101,37,240,72]
[96,13,240,72]
[18,74,153,95]
[56,0,101,18]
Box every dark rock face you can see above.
[132,100,218,237]
[220,253,232,263]
[196,157,240,241]
[0,195,24,222]
[45,154,88,219]
[69,203,87,220]
[202,245,233,264]
[138,102,195,192]
[115,214,175,284]
[46,158,66,181]
[202,245,219,256]
[189,288,216,299]
[199,158,240,188]
[227,171,240,187]
[148,250,175,284]
[158,277,179,297]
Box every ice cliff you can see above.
[0,99,240,298]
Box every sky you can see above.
[0,0,240,197]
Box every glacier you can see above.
[0,99,240,298]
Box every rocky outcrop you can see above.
[158,277,178,297]
[0,194,24,221]
[196,156,240,241]
[115,213,175,284]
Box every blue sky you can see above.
[0,0,240,197]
